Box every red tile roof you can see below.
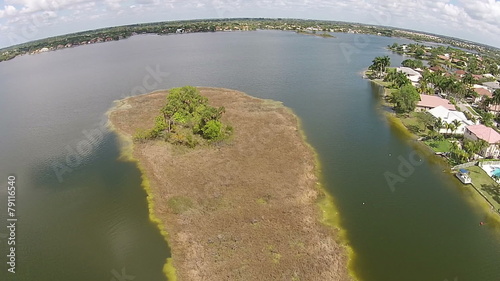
[417,95,455,110]
[474,88,492,98]
[438,55,450,61]
[429,66,445,72]
[466,125,500,144]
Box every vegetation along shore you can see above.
[365,42,500,216]
[3,18,500,63]
[107,86,351,281]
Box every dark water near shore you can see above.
[0,30,499,281]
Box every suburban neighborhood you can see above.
[366,43,500,212]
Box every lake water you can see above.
[0,30,499,281]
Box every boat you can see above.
[455,169,472,184]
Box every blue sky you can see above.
[1,0,500,49]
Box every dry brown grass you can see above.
[109,87,349,281]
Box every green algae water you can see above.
[0,30,499,281]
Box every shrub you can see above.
[133,129,151,142]
[202,120,222,140]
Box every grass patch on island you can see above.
[167,196,194,214]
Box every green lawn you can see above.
[399,112,429,136]
[467,166,500,212]
[424,139,452,152]
[465,105,480,117]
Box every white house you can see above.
[483,81,500,92]
[464,124,500,158]
[396,67,422,86]
[428,106,475,135]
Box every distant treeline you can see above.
[1,18,499,62]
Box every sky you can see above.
[1,0,500,49]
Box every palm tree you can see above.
[417,70,433,95]
[451,119,461,134]
[461,73,475,87]
[450,141,461,162]
[380,56,391,74]
[448,123,457,136]
[429,71,444,94]
[417,78,430,94]
[491,89,500,112]
[475,140,489,156]
[481,97,492,111]
[393,72,411,88]
[434,117,444,132]
[450,81,467,101]
[369,56,390,78]
[384,68,397,82]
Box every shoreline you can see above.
[107,87,351,281]
[366,74,500,220]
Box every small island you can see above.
[296,30,335,38]
[108,87,350,280]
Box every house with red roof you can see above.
[429,66,445,73]
[473,88,493,103]
[464,124,500,158]
[472,74,483,81]
[455,69,466,78]
[438,55,450,61]
[416,95,455,112]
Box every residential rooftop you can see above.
[417,94,455,111]
[466,124,500,144]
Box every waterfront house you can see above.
[464,125,500,158]
[396,67,422,86]
[473,87,493,103]
[416,94,455,111]
[429,106,474,134]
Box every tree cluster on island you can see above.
[134,86,232,147]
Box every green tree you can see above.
[143,86,231,145]
[451,119,462,134]
[493,89,500,112]
[369,56,391,78]
[417,70,433,95]
[446,122,456,136]
[201,120,222,139]
[434,117,444,132]
[392,71,411,88]
[401,59,424,69]
[481,111,494,127]
[461,73,475,87]
[390,84,420,113]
